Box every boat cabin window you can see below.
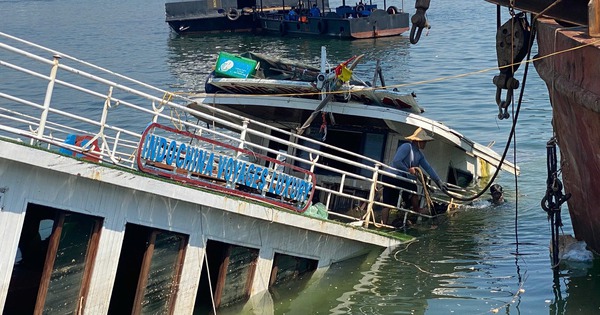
[193,240,259,312]
[269,253,318,287]
[296,127,386,177]
[108,224,187,314]
[5,204,102,314]
[447,166,474,187]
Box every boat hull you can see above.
[165,0,260,34]
[166,14,258,34]
[260,10,409,39]
[534,18,600,254]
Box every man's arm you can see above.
[391,143,411,172]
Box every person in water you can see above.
[381,128,448,224]
[489,183,505,205]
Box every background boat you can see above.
[259,2,409,39]
[166,0,409,39]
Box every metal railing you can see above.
[0,32,462,229]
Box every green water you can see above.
[1,0,598,313]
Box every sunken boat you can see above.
[0,33,415,314]
[191,48,519,222]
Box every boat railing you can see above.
[0,32,458,229]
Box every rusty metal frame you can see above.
[484,0,588,26]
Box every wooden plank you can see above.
[34,213,64,315]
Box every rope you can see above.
[414,168,434,214]
[200,240,218,315]
[542,137,571,270]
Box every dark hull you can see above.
[166,0,265,34]
[167,15,258,34]
[260,10,409,39]
[533,19,600,254]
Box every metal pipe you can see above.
[590,0,600,37]
[36,55,61,144]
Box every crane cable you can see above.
[437,11,537,204]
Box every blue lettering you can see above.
[155,137,168,163]
[283,175,294,199]
[203,152,214,176]
[175,143,186,168]
[246,164,256,186]
[274,173,285,195]
[142,134,155,160]
[236,162,247,184]
[258,169,268,191]
[165,140,177,165]
[251,166,262,189]
[217,155,228,180]
[183,147,196,171]
[268,172,277,194]
[303,182,313,202]
[194,149,206,173]
[224,157,235,181]
[289,177,298,200]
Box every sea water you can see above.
[1,0,599,314]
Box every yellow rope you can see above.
[414,168,434,215]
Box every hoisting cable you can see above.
[512,87,521,253]
[437,10,537,203]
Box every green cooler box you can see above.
[215,52,258,78]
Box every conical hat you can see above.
[405,127,434,142]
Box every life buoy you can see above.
[355,4,365,12]
[386,6,398,14]
[279,21,287,35]
[74,135,100,162]
[227,8,240,21]
[317,20,326,34]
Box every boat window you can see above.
[269,252,318,287]
[447,166,474,187]
[300,128,385,176]
[193,240,259,312]
[5,204,102,314]
[108,224,187,314]
[359,133,386,176]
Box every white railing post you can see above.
[35,54,60,144]
[96,86,113,159]
[590,0,600,37]
[363,163,380,228]
[236,118,250,158]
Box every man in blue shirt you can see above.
[382,127,448,224]
[288,7,298,21]
[310,4,320,17]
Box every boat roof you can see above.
[190,93,520,175]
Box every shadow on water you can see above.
[551,261,600,314]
